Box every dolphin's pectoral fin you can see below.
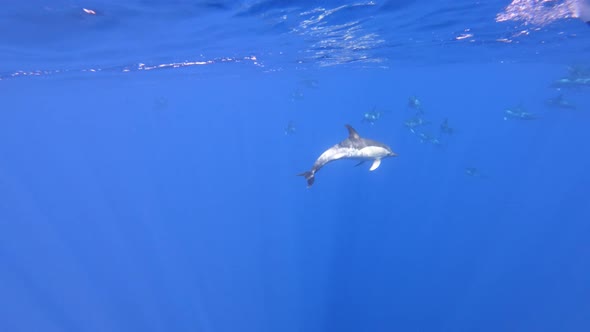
[354,161,366,167]
[369,159,381,171]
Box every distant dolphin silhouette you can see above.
[298,125,397,188]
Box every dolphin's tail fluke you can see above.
[297,170,315,188]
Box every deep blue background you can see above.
[1,1,590,331]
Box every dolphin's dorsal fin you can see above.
[345,124,360,140]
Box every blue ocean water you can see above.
[1,1,589,331]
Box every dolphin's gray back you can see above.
[339,137,388,150]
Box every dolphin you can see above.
[298,125,397,188]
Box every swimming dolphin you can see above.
[298,125,397,188]
[545,94,576,110]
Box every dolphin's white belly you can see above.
[318,146,390,164]
[356,146,391,159]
